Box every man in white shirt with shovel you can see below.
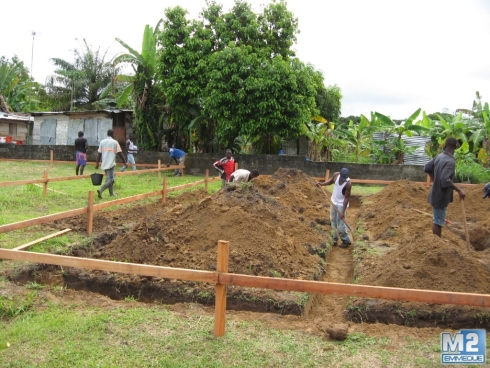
[317,168,352,248]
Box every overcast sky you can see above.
[3,0,490,119]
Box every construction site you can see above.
[2,166,490,341]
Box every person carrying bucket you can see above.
[95,129,126,199]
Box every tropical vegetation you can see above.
[1,0,489,182]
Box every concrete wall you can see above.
[0,145,428,181]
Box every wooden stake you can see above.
[205,169,209,193]
[426,174,430,186]
[43,169,48,197]
[325,169,330,182]
[235,162,238,171]
[87,191,94,235]
[12,229,72,251]
[214,240,229,337]
[158,159,161,180]
[50,150,54,167]
[162,176,167,205]
[461,198,471,250]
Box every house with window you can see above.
[30,110,133,146]
[0,113,33,144]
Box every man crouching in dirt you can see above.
[229,169,259,184]
[317,168,352,248]
[424,137,465,237]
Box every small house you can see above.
[30,110,133,146]
[0,113,33,144]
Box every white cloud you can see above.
[2,0,489,118]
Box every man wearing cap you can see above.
[317,168,352,248]
[483,183,490,199]
[424,137,465,237]
[167,146,186,176]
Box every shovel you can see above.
[460,198,471,251]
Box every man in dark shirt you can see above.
[483,183,490,199]
[424,137,465,237]
[74,131,88,175]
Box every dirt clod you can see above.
[326,323,349,340]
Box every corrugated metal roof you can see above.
[373,132,430,165]
[0,113,33,122]
[29,109,132,116]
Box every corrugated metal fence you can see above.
[373,132,431,166]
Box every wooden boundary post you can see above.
[158,160,161,180]
[325,169,330,182]
[87,191,94,234]
[205,169,209,193]
[162,176,167,205]
[235,162,238,171]
[43,169,48,197]
[426,174,430,186]
[214,240,229,337]
[50,150,54,167]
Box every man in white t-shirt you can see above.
[120,134,138,172]
[95,130,126,198]
[317,168,352,248]
[229,169,259,184]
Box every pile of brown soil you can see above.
[357,181,490,293]
[94,169,329,280]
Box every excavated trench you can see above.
[6,173,490,329]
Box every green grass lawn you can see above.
[0,161,221,249]
[0,293,446,368]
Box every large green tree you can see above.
[158,0,335,153]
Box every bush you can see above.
[455,154,490,183]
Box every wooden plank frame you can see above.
[11,229,72,251]
[0,249,217,283]
[0,248,489,309]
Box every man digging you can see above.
[424,137,465,237]
[317,168,352,248]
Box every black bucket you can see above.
[90,173,104,186]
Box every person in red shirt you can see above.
[213,149,235,187]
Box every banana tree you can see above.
[0,57,36,113]
[111,21,163,150]
[334,114,378,162]
[374,108,429,163]
[302,117,340,161]
[468,102,490,164]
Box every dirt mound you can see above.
[95,170,329,280]
[358,181,490,293]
